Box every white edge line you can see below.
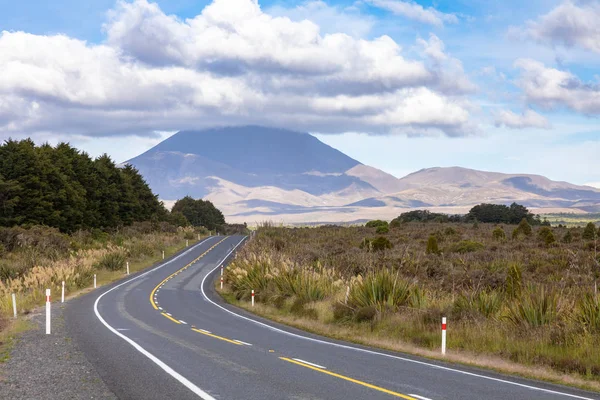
[94,236,218,400]
[292,358,326,369]
[409,395,433,400]
[200,236,596,400]
[233,340,252,346]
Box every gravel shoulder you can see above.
[0,303,116,400]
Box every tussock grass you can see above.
[221,224,600,389]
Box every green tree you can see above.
[538,226,556,246]
[583,222,597,240]
[171,196,225,230]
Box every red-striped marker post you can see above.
[220,266,224,289]
[45,289,51,335]
[441,317,447,355]
[251,290,255,307]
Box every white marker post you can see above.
[197,233,200,240]
[251,290,255,307]
[94,274,97,289]
[441,317,447,355]
[11,293,17,318]
[220,266,224,289]
[61,281,65,303]
[126,261,130,276]
[162,250,165,260]
[45,289,51,335]
[345,286,350,305]
[186,239,189,247]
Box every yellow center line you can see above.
[150,237,228,310]
[191,328,242,345]
[161,313,181,324]
[279,357,417,400]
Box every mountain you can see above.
[124,127,600,223]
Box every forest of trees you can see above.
[0,139,167,232]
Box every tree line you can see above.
[0,140,240,233]
[390,202,548,226]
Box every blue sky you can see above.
[0,0,598,186]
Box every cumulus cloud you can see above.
[494,109,551,129]
[520,1,600,53]
[366,0,458,26]
[0,0,475,139]
[514,58,600,115]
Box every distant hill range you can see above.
[123,126,600,223]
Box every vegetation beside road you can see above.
[221,215,600,390]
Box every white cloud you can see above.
[514,58,600,115]
[0,0,475,139]
[521,1,600,54]
[494,109,551,129]
[366,0,458,26]
[267,1,374,38]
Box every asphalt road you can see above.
[66,235,600,400]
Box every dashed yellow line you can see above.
[161,313,181,324]
[279,357,417,400]
[191,328,242,345]
[150,237,228,310]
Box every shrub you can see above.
[583,222,597,240]
[492,227,506,241]
[505,285,560,328]
[454,290,504,320]
[349,269,411,312]
[376,225,389,234]
[538,226,556,246]
[426,235,440,255]
[444,227,457,236]
[563,230,573,244]
[576,293,600,333]
[366,220,388,229]
[355,306,377,322]
[505,262,523,299]
[451,240,484,253]
[363,237,392,252]
[512,218,533,239]
[332,302,354,322]
[97,251,127,271]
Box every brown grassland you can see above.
[222,222,600,390]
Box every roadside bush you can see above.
[576,293,600,333]
[454,290,504,320]
[97,250,127,271]
[355,306,377,322]
[366,220,388,229]
[505,285,560,328]
[349,269,411,312]
[505,262,523,299]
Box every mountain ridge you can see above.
[124,126,600,222]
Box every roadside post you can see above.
[162,250,165,260]
[251,289,255,307]
[126,261,130,275]
[46,289,51,335]
[11,293,17,318]
[441,317,447,355]
[61,281,65,303]
[94,274,97,288]
[220,266,224,289]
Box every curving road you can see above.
[66,235,600,400]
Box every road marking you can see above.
[197,329,211,334]
[162,313,181,324]
[150,237,228,310]
[116,328,129,331]
[280,357,416,399]
[179,320,188,325]
[93,236,218,400]
[191,328,242,345]
[200,236,595,400]
[292,358,326,369]
[233,340,253,346]
[409,395,433,400]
